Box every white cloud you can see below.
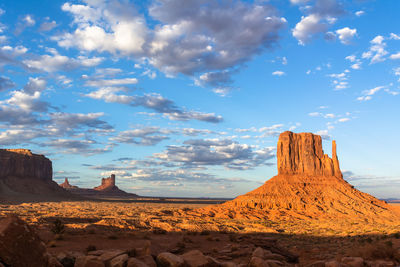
[85,78,138,87]
[338,118,350,122]
[292,14,326,45]
[362,35,388,64]
[23,15,35,26]
[390,33,400,40]
[335,27,357,45]
[56,0,286,78]
[272,70,285,76]
[389,52,400,60]
[23,50,103,72]
[290,0,310,4]
[357,86,385,101]
[355,11,365,17]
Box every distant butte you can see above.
[204,131,400,223]
[59,174,138,198]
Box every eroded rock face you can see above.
[94,174,116,191]
[60,178,78,189]
[0,149,52,181]
[277,131,342,178]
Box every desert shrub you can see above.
[51,218,65,235]
[394,233,400,239]
[353,242,400,261]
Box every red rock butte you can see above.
[204,131,400,223]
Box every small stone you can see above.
[110,254,129,267]
[263,254,286,262]
[157,252,185,267]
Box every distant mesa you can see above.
[204,131,400,223]
[59,173,138,198]
[0,149,72,202]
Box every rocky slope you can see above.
[204,131,400,223]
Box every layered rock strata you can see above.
[0,149,52,181]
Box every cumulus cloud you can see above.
[355,10,365,17]
[292,0,345,45]
[39,18,57,32]
[154,138,275,170]
[357,85,385,101]
[362,35,388,64]
[85,77,138,87]
[85,88,223,123]
[110,126,172,146]
[272,70,285,76]
[23,77,47,94]
[389,52,400,60]
[329,71,349,90]
[335,27,356,45]
[23,49,103,72]
[0,76,15,91]
[55,0,286,80]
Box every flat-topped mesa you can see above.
[0,149,52,181]
[94,174,116,191]
[277,131,342,178]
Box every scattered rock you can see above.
[98,250,126,262]
[0,215,48,267]
[324,260,342,267]
[127,257,149,267]
[249,257,265,267]
[341,257,364,267]
[75,255,105,267]
[110,254,129,267]
[181,250,209,267]
[305,261,325,267]
[157,252,185,267]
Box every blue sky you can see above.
[0,0,399,198]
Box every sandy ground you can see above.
[0,201,399,266]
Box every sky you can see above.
[0,0,399,198]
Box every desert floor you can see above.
[1,200,400,266]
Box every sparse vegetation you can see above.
[51,218,65,235]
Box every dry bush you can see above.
[353,241,400,261]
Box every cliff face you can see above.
[277,131,342,178]
[0,149,52,181]
[94,174,116,191]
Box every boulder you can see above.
[157,252,185,267]
[110,254,129,267]
[127,258,150,267]
[181,250,209,267]
[0,215,49,267]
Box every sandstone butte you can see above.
[203,131,400,224]
[0,149,70,202]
